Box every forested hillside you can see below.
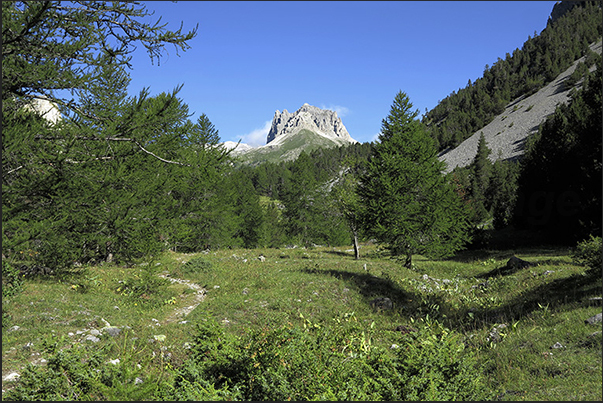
[230,2,602,247]
[423,1,602,152]
[2,0,601,276]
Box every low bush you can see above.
[2,260,24,328]
[2,260,23,300]
[166,314,492,401]
[181,256,213,274]
[2,335,161,401]
[573,235,602,270]
[113,264,171,307]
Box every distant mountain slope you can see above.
[439,40,602,173]
[424,1,602,152]
[230,103,358,166]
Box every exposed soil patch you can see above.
[158,273,206,324]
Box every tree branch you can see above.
[133,140,190,166]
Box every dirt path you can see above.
[158,273,207,324]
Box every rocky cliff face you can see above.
[266,103,356,145]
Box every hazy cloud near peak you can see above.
[320,104,350,118]
[241,120,272,148]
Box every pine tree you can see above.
[2,1,203,269]
[331,162,363,259]
[280,152,321,247]
[357,92,471,268]
[513,57,602,243]
[488,159,520,229]
[468,133,493,226]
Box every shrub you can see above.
[167,314,492,401]
[374,317,492,400]
[2,335,161,401]
[572,235,602,270]
[2,260,23,299]
[114,264,171,307]
[2,260,24,329]
[181,256,213,274]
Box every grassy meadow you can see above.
[2,243,601,400]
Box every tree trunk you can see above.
[353,231,360,260]
[404,254,412,269]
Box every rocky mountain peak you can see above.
[266,103,356,145]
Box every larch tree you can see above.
[356,91,471,268]
[2,1,233,270]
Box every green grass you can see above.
[3,244,602,400]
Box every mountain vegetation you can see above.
[356,92,470,268]
[2,1,601,401]
[423,1,602,152]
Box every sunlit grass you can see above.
[2,243,601,400]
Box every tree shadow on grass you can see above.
[301,266,410,301]
[475,264,524,279]
[298,266,447,324]
[299,263,601,333]
[323,250,354,258]
[449,245,566,264]
[475,257,574,279]
[471,267,602,326]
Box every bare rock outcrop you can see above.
[266,103,356,145]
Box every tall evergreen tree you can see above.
[1,1,207,269]
[331,162,363,259]
[468,132,493,226]
[488,159,520,230]
[356,92,471,268]
[280,152,321,246]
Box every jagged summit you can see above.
[266,103,357,145]
[227,103,359,166]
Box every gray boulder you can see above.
[101,326,122,337]
[585,312,602,325]
[506,256,532,270]
[370,297,393,311]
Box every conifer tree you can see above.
[468,133,493,226]
[513,57,602,243]
[488,159,520,229]
[2,1,206,269]
[331,162,363,259]
[357,92,471,268]
[281,152,321,246]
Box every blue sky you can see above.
[126,1,557,146]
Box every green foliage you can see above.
[513,56,602,243]
[572,235,602,270]
[166,314,491,401]
[113,264,171,307]
[468,133,493,226]
[3,334,165,401]
[1,1,209,271]
[488,159,520,230]
[376,318,491,401]
[357,92,471,267]
[2,260,24,329]
[181,256,213,274]
[423,1,602,151]
[2,260,23,300]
